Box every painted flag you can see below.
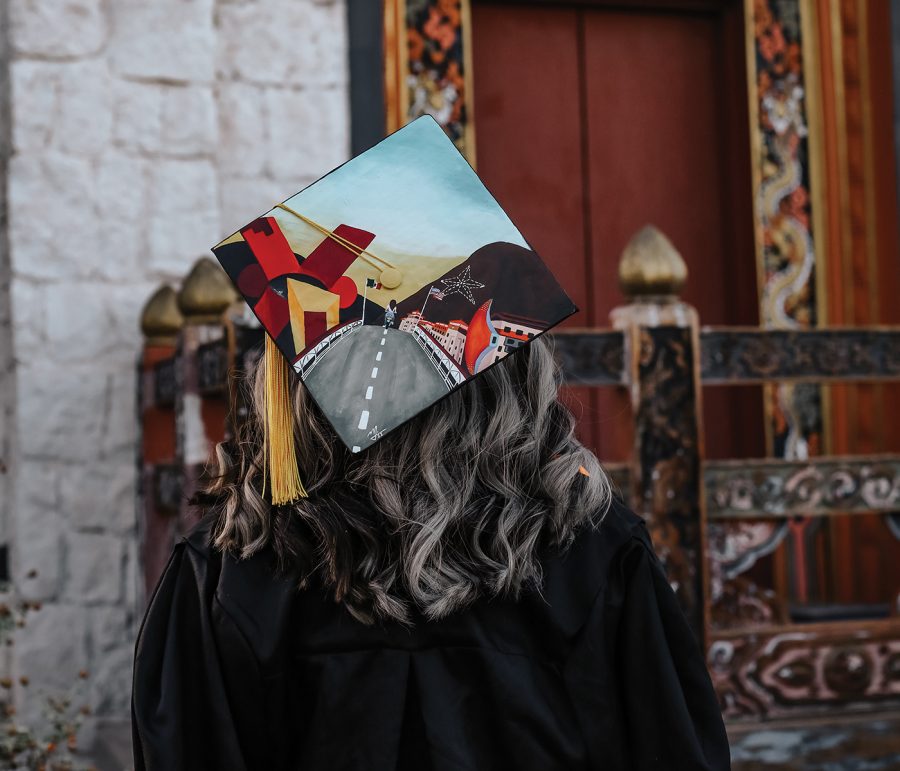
[429,286,445,300]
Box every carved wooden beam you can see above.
[709,619,900,721]
[699,328,900,384]
[552,327,900,386]
[705,455,900,519]
[550,329,625,386]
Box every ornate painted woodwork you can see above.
[709,621,900,720]
[384,0,475,161]
[551,330,625,387]
[612,301,705,637]
[700,328,900,383]
[705,456,900,518]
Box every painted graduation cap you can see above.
[212,115,578,503]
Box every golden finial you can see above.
[140,285,184,345]
[618,225,688,298]
[177,258,239,323]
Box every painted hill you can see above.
[395,241,577,329]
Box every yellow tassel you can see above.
[263,335,307,504]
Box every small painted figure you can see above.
[383,299,397,329]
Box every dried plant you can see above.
[0,577,96,771]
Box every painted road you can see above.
[303,325,448,452]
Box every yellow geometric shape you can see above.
[286,278,341,353]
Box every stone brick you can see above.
[9,151,149,284]
[216,0,347,87]
[111,80,164,154]
[15,363,108,461]
[114,82,217,156]
[82,717,134,771]
[43,282,154,366]
[88,644,132,715]
[88,605,131,656]
[265,86,349,181]
[216,82,268,177]
[146,159,220,275]
[15,603,90,694]
[14,521,64,602]
[56,60,114,155]
[11,0,108,59]
[8,152,99,281]
[59,462,135,535]
[64,532,124,604]
[101,368,139,457]
[12,466,63,602]
[11,59,113,156]
[110,0,215,83]
[44,283,131,364]
[162,85,217,155]
[10,61,59,154]
[94,152,151,280]
[9,279,46,356]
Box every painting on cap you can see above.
[212,115,578,453]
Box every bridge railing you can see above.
[410,326,467,389]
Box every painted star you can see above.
[440,265,484,304]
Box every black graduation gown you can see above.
[131,496,731,770]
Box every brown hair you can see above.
[202,335,612,626]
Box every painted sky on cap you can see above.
[269,116,529,261]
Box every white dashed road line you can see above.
[358,411,369,430]
[376,351,383,361]
[365,386,373,400]
[371,367,378,378]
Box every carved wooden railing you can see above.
[553,226,900,723]
[138,227,900,723]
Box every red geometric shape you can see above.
[236,263,267,299]
[330,275,358,309]
[464,299,495,375]
[241,217,300,281]
[303,311,328,347]
[252,286,290,337]
[299,224,375,288]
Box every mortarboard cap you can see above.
[212,115,578,504]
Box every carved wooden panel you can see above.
[705,455,900,518]
[709,621,900,720]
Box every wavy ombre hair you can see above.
[203,335,612,626]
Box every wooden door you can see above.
[470,0,764,463]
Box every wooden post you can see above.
[138,285,183,604]
[610,226,707,641]
[174,259,238,536]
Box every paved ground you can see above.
[304,325,448,452]
[729,713,900,769]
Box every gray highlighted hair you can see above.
[204,335,612,626]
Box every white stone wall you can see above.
[4,0,350,765]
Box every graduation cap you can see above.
[211,115,578,505]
